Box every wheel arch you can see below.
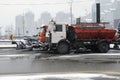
[57,39,70,46]
[97,39,109,45]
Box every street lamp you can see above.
[70,0,73,25]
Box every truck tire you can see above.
[57,42,69,54]
[98,42,109,53]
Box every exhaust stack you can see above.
[96,3,100,23]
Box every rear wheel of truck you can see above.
[57,42,69,54]
[98,42,109,53]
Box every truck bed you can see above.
[73,27,116,41]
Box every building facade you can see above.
[15,15,24,36]
[15,12,36,36]
[24,12,35,36]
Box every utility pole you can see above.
[70,0,73,25]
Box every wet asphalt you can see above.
[0,49,120,75]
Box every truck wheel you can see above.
[57,42,69,54]
[98,42,109,53]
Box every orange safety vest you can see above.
[39,25,48,43]
[39,31,45,43]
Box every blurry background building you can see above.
[92,0,120,29]
[24,11,35,36]
[15,12,36,36]
[15,15,24,36]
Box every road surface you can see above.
[0,49,119,75]
[0,49,120,79]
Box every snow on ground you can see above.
[0,45,16,48]
[0,39,17,48]
[0,73,119,80]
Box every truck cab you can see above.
[46,21,67,44]
[44,21,69,53]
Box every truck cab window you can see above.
[55,25,62,31]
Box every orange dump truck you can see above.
[41,22,117,54]
[64,23,117,53]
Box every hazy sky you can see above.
[0,0,94,27]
